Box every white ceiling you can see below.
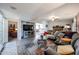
[0,3,79,21]
[47,3,79,19]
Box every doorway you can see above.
[8,21,17,42]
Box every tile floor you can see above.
[1,34,40,55]
[1,40,17,55]
[17,38,38,55]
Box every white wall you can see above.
[48,19,72,30]
[38,21,48,31]
[72,17,77,32]
[3,19,8,43]
[0,13,4,44]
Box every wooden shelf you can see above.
[53,25,64,33]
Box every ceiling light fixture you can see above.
[51,16,59,21]
[51,17,55,21]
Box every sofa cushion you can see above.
[57,45,74,55]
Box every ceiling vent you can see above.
[10,6,17,10]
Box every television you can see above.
[23,25,33,31]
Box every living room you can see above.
[0,3,79,55]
